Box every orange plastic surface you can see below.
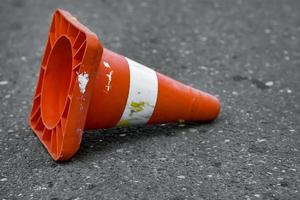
[84,49,131,130]
[148,72,220,124]
[29,9,103,160]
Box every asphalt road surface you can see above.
[1,0,300,199]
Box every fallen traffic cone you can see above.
[29,9,220,161]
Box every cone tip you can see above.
[195,91,221,122]
[210,95,221,121]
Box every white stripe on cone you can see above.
[117,58,158,126]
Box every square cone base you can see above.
[29,9,103,160]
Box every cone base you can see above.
[29,9,103,160]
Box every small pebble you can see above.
[265,81,274,87]
[257,139,266,143]
[286,88,292,93]
[232,91,238,96]
[177,175,185,179]
[0,178,7,182]
[0,81,8,85]
[254,194,261,198]
[21,56,27,62]
[264,29,271,34]
[199,66,208,70]
[93,164,100,169]
[116,148,124,153]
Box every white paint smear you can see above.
[106,71,113,91]
[78,72,89,94]
[103,61,110,68]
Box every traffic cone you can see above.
[29,9,220,161]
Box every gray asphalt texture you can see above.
[1,0,300,199]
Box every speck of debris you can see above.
[158,157,167,161]
[264,29,271,34]
[232,91,238,96]
[189,128,198,133]
[254,194,261,198]
[116,148,124,153]
[33,186,47,191]
[286,88,292,93]
[21,56,27,62]
[265,81,274,87]
[256,138,267,143]
[0,178,7,182]
[177,175,185,179]
[0,81,8,85]
[199,66,208,70]
[92,164,100,169]
[152,49,158,54]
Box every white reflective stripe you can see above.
[118,58,158,126]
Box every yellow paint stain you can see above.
[178,119,185,123]
[129,101,145,117]
[118,119,129,127]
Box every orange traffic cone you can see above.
[30,9,220,160]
